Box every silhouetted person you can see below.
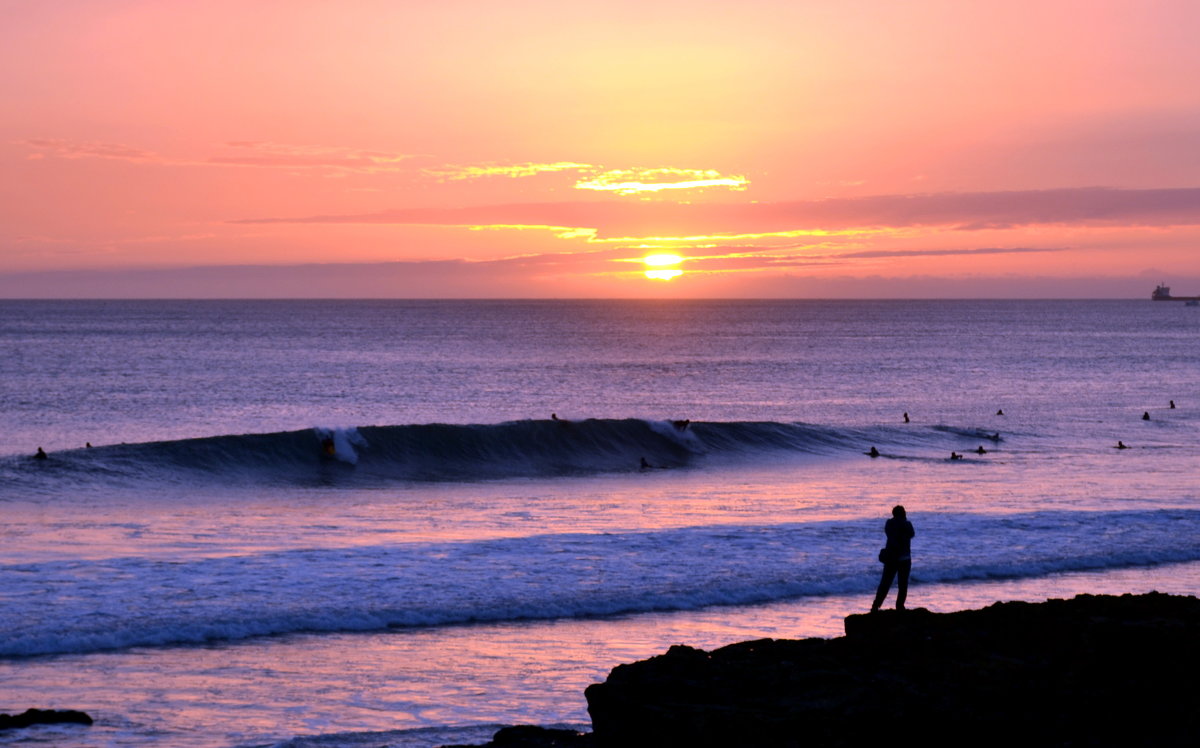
[903,412,910,423]
[85,442,92,448]
[950,451,962,460]
[975,445,987,454]
[551,413,559,420]
[321,437,335,457]
[868,446,880,458]
[672,419,690,431]
[872,505,914,612]
[640,456,652,470]
[1116,441,1129,449]
[34,447,48,460]
[1170,400,1176,409]
[1142,411,1150,421]
[996,409,1005,416]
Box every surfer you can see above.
[1142,412,1150,421]
[321,437,335,457]
[1170,400,1176,409]
[85,442,92,448]
[988,432,1000,442]
[872,505,915,612]
[949,451,963,460]
[868,446,880,458]
[551,413,559,420]
[34,447,48,460]
[996,409,1004,416]
[672,419,690,431]
[640,457,653,470]
[975,445,987,454]
[903,412,910,423]
[1116,441,1129,449]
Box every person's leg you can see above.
[872,564,897,611]
[895,560,912,609]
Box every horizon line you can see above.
[0,296,1160,302]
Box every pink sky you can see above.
[2,0,1199,297]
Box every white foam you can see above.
[3,509,1198,658]
[313,426,368,465]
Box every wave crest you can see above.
[1,417,1003,490]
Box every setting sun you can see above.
[642,253,683,280]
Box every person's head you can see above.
[892,505,906,519]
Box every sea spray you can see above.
[314,426,369,465]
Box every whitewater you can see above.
[1,299,1198,747]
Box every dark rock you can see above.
[585,593,1200,747]
[0,708,93,730]
[440,724,592,748]
[492,725,592,746]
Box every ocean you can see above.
[1,299,1198,747]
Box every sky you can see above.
[2,0,1199,298]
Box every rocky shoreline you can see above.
[446,592,1200,747]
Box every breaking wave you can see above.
[0,418,1005,492]
[2,509,1197,658]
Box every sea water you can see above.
[1,300,1198,747]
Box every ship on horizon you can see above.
[1151,283,1200,301]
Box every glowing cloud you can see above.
[642,253,684,266]
[209,142,415,172]
[20,139,418,174]
[644,268,683,280]
[237,188,1200,237]
[429,162,594,181]
[20,138,160,163]
[575,168,749,195]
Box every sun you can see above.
[643,253,683,266]
[642,254,684,280]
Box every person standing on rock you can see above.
[872,505,915,612]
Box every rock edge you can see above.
[449,593,1200,747]
[0,708,93,731]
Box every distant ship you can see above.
[1151,283,1200,301]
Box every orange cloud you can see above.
[426,162,594,181]
[233,187,1200,238]
[18,139,418,174]
[18,140,750,198]
[207,142,417,173]
[574,168,748,195]
[19,139,160,162]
